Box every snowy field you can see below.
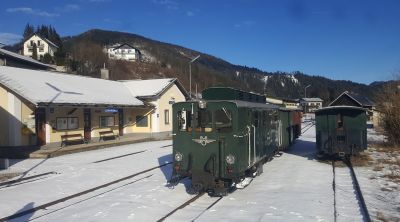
[0,125,398,221]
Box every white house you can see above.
[106,43,141,61]
[300,97,323,113]
[23,34,58,59]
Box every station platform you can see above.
[0,134,170,159]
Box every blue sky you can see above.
[0,0,399,84]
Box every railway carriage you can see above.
[171,87,300,195]
[315,106,367,157]
[278,108,293,150]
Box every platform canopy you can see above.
[0,66,144,107]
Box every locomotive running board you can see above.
[236,177,253,189]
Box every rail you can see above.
[331,157,371,222]
[0,162,172,222]
[157,192,223,222]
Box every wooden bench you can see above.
[61,134,85,147]
[99,130,119,141]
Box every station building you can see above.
[0,66,187,147]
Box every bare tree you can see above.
[69,41,108,76]
[376,73,400,146]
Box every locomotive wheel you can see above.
[192,182,204,193]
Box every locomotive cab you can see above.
[172,100,238,194]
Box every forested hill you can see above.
[60,29,382,104]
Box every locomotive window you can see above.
[178,110,192,132]
[196,110,212,132]
[215,108,232,133]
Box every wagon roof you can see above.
[175,100,279,109]
[315,105,367,113]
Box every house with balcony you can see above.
[105,43,141,61]
[23,34,58,59]
[300,97,323,113]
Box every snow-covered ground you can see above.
[354,128,400,221]
[0,125,398,221]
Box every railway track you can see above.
[0,172,58,189]
[0,162,172,222]
[332,157,371,222]
[92,144,172,163]
[301,121,315,134]
[157,192,223,222]
[93,150,146,163]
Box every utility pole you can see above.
[189,55,200,100]
[304,84,311,98]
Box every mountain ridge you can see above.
[12,28,386,104]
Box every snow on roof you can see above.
[301,97,323,102]
[25,34,58,48]
[316,105,366,113]
[329,91,374,107]
[0,66,143,107]
[0,48,52,69]
[121,78,178,98]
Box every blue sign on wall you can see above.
[105,108,118,113]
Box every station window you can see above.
[215,108,232,133]
[164,109,170,125]
[56,117,79,130]
[136,115,148,127]
[100,116,115,127]
[178,110,192,132]
[196,110,212,132]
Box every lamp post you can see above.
[189,55,200,100]
[304,84,311,114]
[304,84,311,98]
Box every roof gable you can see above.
[121,78,188,99]
[329,91,373,107]
[111,43,140,53]
[24,34,58,48]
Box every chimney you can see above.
[100,63,109,80]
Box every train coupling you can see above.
[236,177,253,189]
[167,173,181,189]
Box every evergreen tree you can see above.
[23,23,34,39]
[42,53,53,64]
[32,43,38,60]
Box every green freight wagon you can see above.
[278,108,293,150]
[315,106,367,156]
